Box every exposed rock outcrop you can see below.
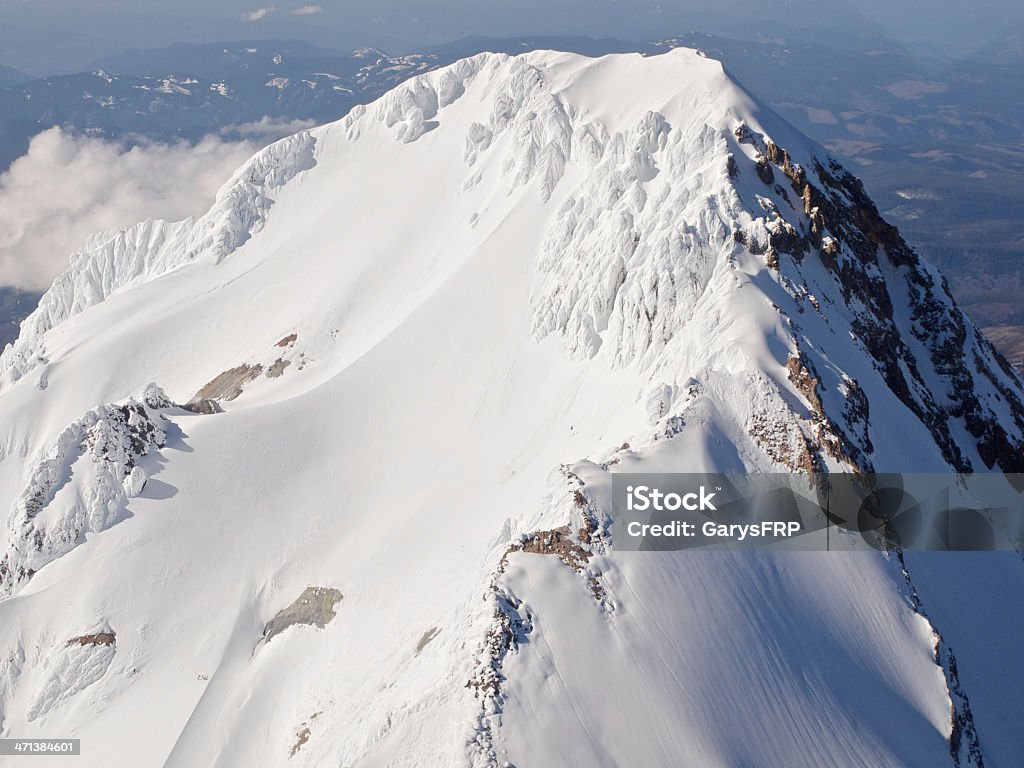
[264,586,344,643]
[0,385,172,596]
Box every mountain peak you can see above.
[1,49,1022,765]
[4,47,1021,475]
[5,47,1022,476]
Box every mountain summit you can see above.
[0,49,1021,767]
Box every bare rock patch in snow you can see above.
[68,631,116,647]
[276,333,298,347]
[415,627,440,655]
[263,586,343,643]
[180,397,222,415]
[288,711,321,758]
[189,337,303,405]
[266,358,291,378]
[192,363,263,403]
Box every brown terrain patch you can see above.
[181,398,223,415]
[68,632,115,647]
[289,727,310,758]
[749,413,822,474]
[264,586,343,642]
[289,712,320,758]
[512,526,592,570]
[787,352,824,415]
[276,333,298,347]
[267,358,292,378]
[415,627,441,654]
[501,488,605,600]
[783,344,872,472]
[194,364,263,402]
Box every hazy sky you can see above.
[2,0,1022,74]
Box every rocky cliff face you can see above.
[730,125,1024,474]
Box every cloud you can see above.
[221,116,318,140]
[243,6,277,21]
[0,128,263,292]
[291,5,322,14]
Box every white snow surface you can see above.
[0,48,1021,767]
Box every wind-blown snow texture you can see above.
[1,49,1022,767]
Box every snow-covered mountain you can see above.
[0,49,1022,767]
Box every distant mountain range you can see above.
[0,42,441,170]
[88,39,355,79]
[0,64,30,88]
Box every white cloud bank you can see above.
[0,128,262,291]
[223,116,317,140]
[243,6,277,22]
[243,4,320,20]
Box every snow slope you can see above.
[0,48,1022,767]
